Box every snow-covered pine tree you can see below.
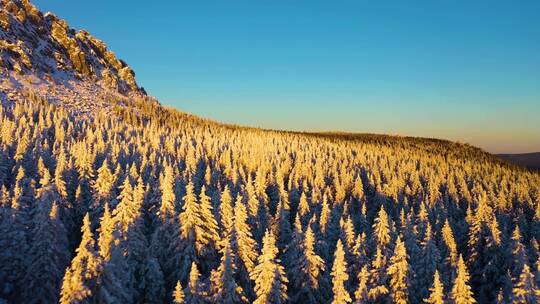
[511,264,539,304]
[0,167,32,300]
[305,225,327,296]
[367,245,390,302]
[331,240,352,304]
[96,198,135,303]
[511,225,529,277]
[97,203,116,261]
[320,194,331,236]
[466,192,502,302]
[218,185,234,238]
[185,262,205,304]
[179,181,201,242]
[450,255,476,304]
[176,181,201,284]
[388,236,410,304]
[197,185,220,255]
[140,254,165,304]
[372,205,392,250]
[251,230,288,304]
[298,191,311,223]
[210,234,247,303]
[424,270,445,304]
[23,201,70,303]
[173,280,185,304]
[441,218,458,284]
[414,223,441,301]
[354,265,369,304]
[234,195,258,273]
[91,159,116,221]
[287,218,326,303]
[60,214,102,304]
[151,164,182,291]
[113,176,148,298]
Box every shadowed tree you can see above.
[60,214,102,304]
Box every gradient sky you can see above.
[34,1,540,153]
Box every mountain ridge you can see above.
[0,0,151,115]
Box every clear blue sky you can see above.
[34,1,540,153]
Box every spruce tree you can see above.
[442,219,458,265]
[442,218,458,284]
[185,262,205,304]
[91,159,116,220]
[331,240,352,304]
[511,225,529,277]
[451,255,476,304]
[210,234,247,303]
[140,254,165,304]
[173,280,185,304]
[287,221,325,303]
[21,165,69,303]
[0,167,31,300]
[218,185,234,237]
[179,181,201,242]
[151,164,182,291]
[113,175,148,290]
[388,236,409,304]
[424,270,445,304]
[373,205,391,250]
[234,195,258,273]
[23,202,70,303]
[298,191,310,221]
[197,185,220,254]
[304,226,326,292]
[368,247,389,301]
[511,264,539,304]
[251,230,288,304]
[97,203,116,261]
[354,265,369,304]
[415,223,441,301]
[320,194,331,235]
[96,198,134,303]
[60,214,102,304]
[176,181,201,284]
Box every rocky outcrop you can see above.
[0,0,143,95]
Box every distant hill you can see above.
[498,152,540,170]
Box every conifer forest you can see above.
[2,1,540,303]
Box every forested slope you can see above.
[1,95,540,303]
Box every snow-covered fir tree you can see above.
[424,270,445,304]
[251,230,288,304]
[331,240,352,304]
[451,255,476,304]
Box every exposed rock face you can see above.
[0,0,149,114]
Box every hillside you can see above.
[2,1,540,304]
[0,0,150,115]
